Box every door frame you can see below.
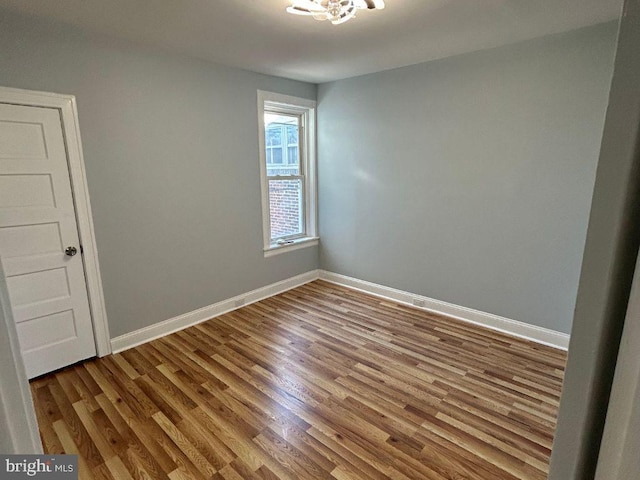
[0,256,42,453]
[0,86,111,357]
[595,247,640,479]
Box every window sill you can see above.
[264,237,319,258]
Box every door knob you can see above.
[65,246,78,257]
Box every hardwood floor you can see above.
[30,280,567,480]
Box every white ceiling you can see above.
[0,0,622,83]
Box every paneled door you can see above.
[0,102,96,378]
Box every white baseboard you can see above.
[319,270,570,350]
[110,270,320,353]
[111,268,569,354]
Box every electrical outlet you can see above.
[413,298,426,308]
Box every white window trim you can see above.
[258,91,318,257]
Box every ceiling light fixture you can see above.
[286,0,385,25]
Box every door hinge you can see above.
[80,245,84,254]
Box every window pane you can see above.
[266,126,282,147]
[286,125,300,170]
[287,125,298,145]
[265,113,300,175]
[267,146,283,164]
[287,147,298,166]
[269,178,303,240]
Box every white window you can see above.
[258,91,318,256]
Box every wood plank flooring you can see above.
[30,280,567,480]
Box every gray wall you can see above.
[318,23,618,334]
[0,9,619,340]
[0,10,318,338]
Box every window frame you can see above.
[257,91,318,257]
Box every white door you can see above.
[0,102,96,378]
